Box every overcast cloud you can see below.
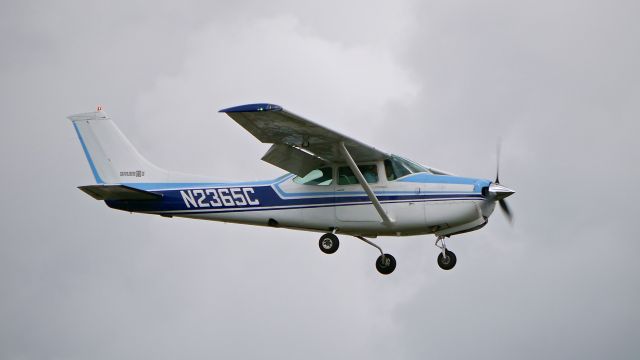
[1,1,639,359]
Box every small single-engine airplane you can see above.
[68,104,514,275]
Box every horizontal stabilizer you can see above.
[78,185,162,201]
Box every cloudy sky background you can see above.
[1,0,639,358]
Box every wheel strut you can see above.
[355,236,384,256]
[435,236,448,257]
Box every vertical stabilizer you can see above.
[68,110,168,184]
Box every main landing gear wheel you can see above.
[376,254,396,275]
[319,233,339,254]
[354,236,397,275]
[437,250,457,270]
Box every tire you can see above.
[375,254,396,275]
[437,250,457,270]
[319,233,339,254]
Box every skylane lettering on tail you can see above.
[180,188,260,208]
[68,103,515,275]
[120,170,145,177]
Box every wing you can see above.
[219,103,388,175]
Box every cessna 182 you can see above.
[68,103,514,275]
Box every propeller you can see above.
[497,192,513,223]
[486,142,515,224]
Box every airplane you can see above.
[68,103,514,275]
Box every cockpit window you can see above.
[385,155,431,180]
[338,165,378,185]
[293,167,333,186]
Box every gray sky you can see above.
[1,0,639,359]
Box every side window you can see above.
[338,165,378,185]
[293,167,333,186]
[384,158,411,180]
[385,156,431,180]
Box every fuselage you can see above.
[107,159,494,238]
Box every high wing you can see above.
[219,103,388,176]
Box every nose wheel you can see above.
[437,250,457,270]
[435,236,457,270]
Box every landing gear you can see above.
[435,236,456,270]
[319,233,339,254]
[376,254,396,275]
[318,232,396,274]
[437,250,457,270]
[356,236,396,275]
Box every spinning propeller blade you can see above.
[499,199,513,223]
[495,142,501,184]
[487,141,514,224]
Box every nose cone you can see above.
[488,183,515,200]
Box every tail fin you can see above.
[68,110,168,184]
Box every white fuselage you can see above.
[110,161,494,238]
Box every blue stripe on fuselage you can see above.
[105,172,490,213]
[105,182,485,214]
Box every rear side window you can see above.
[293,167,333,185]
[338,165,378,185]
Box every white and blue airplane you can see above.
[68,104,514,275]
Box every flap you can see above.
[261,144,326,176]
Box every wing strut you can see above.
[338,141,394,226]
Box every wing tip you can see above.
[219,103,283,113]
